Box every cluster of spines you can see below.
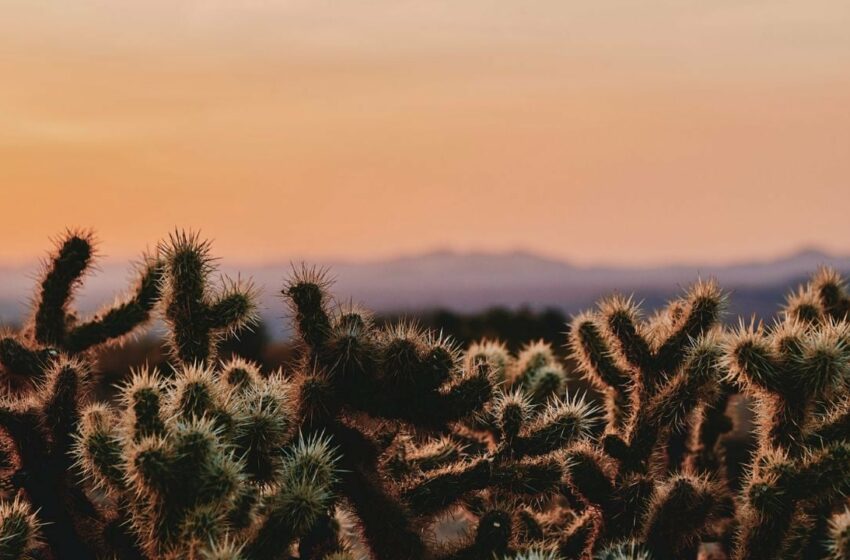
[827,508,850,559]
[0,496,41,559]
[466,339,568,405]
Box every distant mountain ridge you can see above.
[1,249,848,338]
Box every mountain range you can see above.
[1,249,847,338]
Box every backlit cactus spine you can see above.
[0,497,41,559]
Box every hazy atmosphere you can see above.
[2,1,849,265]
[4,4,850,560]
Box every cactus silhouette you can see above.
[281,268,578,560]
[726,267,850,560]
[557,283,729,557]
[0,231,164,559]
[2,232,850,560]
[159,231,257,367]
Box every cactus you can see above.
[5,232,850,559]
[725,267,850,560]
[281,268,583,560]
[0,232,312,559]
[827,508,850,559]
[0,231,165,559]
[482,271,850,560]
[159,231,257,367]
[75,361,339,559]
[370,281,728,560]
[0,231,163,389]
[0,497,41,559]
[540,281,730,559]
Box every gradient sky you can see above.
[1,1,849,266]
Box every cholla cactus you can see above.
[27,230,165,355]
[0,230,163,388]
[159,231,257,366]
[7,232,850,560]
[465,339,512,384]
[512,341,568,404]
[0,231,164,559]
[0,232,281,559]
[472,281,730,560]
[726,267,850,559]
[282,268,578,560]
[412,281,730,560]
[449,388,601,558]
[75,361,338,559]
[465,339,567,404]
[72,233,334,558]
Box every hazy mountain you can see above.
[1,248,848,338]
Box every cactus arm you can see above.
[642,475,722,560]
[32,232,94,347]
[0,336,57,381]
[599,295,655,385]
[326,420,427,560]
[64,258,164,353]
[283,265,334,352]
[207,282,257,332]
[570,314,633,434]
[812,267,850,321]
[512,394,598,459]
[0,497,42,560]
[653,280,724,375]
[402,456,563,518]
[161,232,257,366]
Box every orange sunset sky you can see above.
[1,1,849,266]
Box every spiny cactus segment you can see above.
[160,231,258,366]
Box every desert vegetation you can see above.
[1,231,849,559]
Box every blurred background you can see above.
[1,1,849,375]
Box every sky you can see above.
[0,1,849,266]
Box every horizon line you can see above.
[0,243,843,271]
